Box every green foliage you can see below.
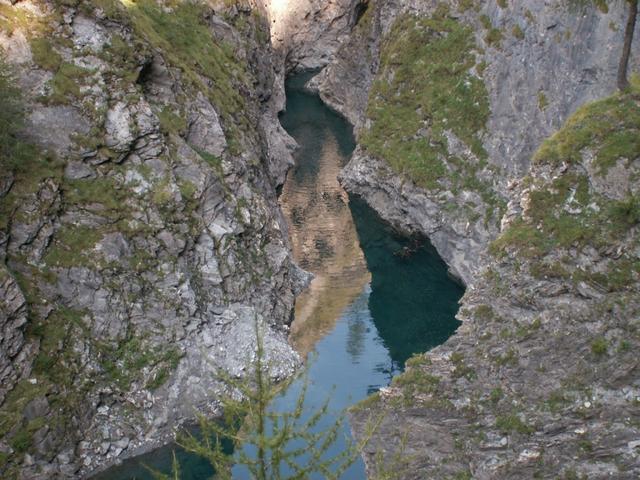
[158,106,188,136]
[451,471,473,480]
[119,0,249,149]
[369,430,414,480]
[537,91,548,110]
[152,321,369,480]
[392,368,441,399]
[450,351,475,379]
[491,85,640,287]
[512,24,525,40]
[63,176,130,218]
[0,1,48,34]
[524,9,536,23]
[474,304,496,322]
[47,62,91,104]
[608,195,640,230]
[489,387,503,404]
[359,10,505,223]
[10,427,33,453]
[590,337,608,356]
[99,336,183,391]
[545,390,570,412]
[485,27,504,46]
[457,0,478,13]
[29,37,63,71]
[533,82,640,174]
[351,392,381,412]
[361,11,489,188]
[495,414,533,434]
[0,57,39,173]
[30,307,88,381]
[494,347,518,366]
[0,380,47,438]
[43,225,103,268]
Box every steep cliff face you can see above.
[0,0,305,477]
[263,0,366,112]
[287,0,640,477]
[352,84,640,478]
[320,0,640,283]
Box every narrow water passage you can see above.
[250,74,464,479]
[95,73,463,480]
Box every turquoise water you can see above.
[95,73,463,480]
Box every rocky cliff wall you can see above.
[0,0,306,477]
[301,0,640,478]
[351,84,640,479]
[320,0,640,284]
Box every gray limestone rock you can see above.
[186,93,227,158]
[0,3,304,477]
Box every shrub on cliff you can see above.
[150,321,374,480]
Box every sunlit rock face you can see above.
[265,0,361,70]
[260,0,362,111]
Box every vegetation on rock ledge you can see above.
[492,78,640,292]
[360,5,504,223]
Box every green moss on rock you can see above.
[533,79,640,175]
[491,84,640,293]
[361,11,489,190]
[29,37,63,72]
[120,0,249,147]
[360,9,506,223]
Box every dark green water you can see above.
[96,73,463,480]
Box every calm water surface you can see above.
[96,73,463,480]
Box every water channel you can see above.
[96,72,463,479]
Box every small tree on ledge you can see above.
[150,319,371,480]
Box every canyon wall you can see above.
[319,0,640,284]
[0,0,305,477]
[302,0,640,477]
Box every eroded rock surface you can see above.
[0,0,302,477]
[307,0,640,478]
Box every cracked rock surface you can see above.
[0,0,304,477]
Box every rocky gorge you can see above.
[0,0,310,477]
[0,0,639,479]
[311,0,640,478]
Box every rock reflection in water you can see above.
[279,75,370,357]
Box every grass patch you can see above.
[29,37,62,71]
[393,368,441,399]
[0,58,53,178]
[99,335,182,391]
[495,414,533,434]
[590,337,608,356]
[538,91,548,110]
[360,10,489,191]
[43,225,103,268]
[116,0,249,150]
[158,106,187,136]
[533,81,640,174]
[359,8,505,223]
[512,24,524,40]
[450,351,475,380]
[491,84,640,278]
[46,62,91,105]
[63,175,130,216]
